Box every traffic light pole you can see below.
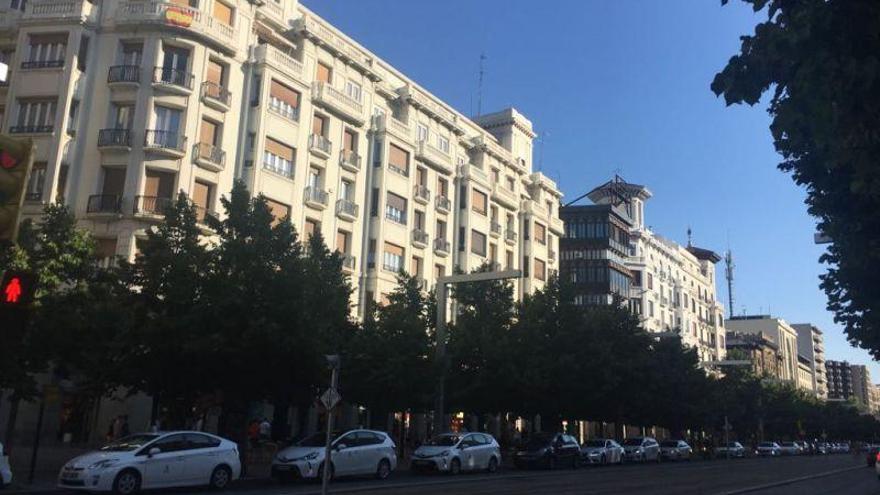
[432,270,521,436]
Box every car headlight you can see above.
[89,459,119,470]
[634,448,642,454]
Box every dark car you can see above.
[514,433,580,470]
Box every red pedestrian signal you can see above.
[0,271,34,306]
[4,276,21,303]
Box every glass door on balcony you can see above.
[113,104,134,129]
[153,106,182,149]
[142,170,175,214]
[122,43,142,66]
[160,46,189,86]
[340,179,353,201]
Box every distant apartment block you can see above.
[792,323,827,399]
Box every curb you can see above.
[715,464,864,495]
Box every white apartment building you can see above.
[851,365,876,412]
[726,315,802,388]
[0,0,562,316]
[590,182,726,363]
[792,323,827,399]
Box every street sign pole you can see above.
[321,355,340,495]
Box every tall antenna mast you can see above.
[476,53,486,117]
[725,249,735,317]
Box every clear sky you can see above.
[303,0,879,378]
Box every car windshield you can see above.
[660,441,679,447]
[623,439,643,446]
[525,434,554,449]
[100,434,160,452]
[424,435,460,447]
[583,440,606,448]
[297,432,338,447]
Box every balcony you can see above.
[505,229,517,245]
[134,195,172,217]
[311,81,364,124]
[415,140,452,172]
[490,221,502,237]
[435,195,451,214]
[268,100,299,122]
[341,254,356,272]
[413,185,431,205]
[98,129,133,150]
[24,0,95,22]
[193,142,225,172]
[21,59,65,70]
[253,43,304,83]
[152,67,194,95]
[115,1,238,55]
[144,129,187,157]
[335,198,359,222]
[371,114,412,142]
[9,125,53,135]
[201,82,230,111]
[309,134,332,159]
[433,238,450,257]
[87,194,123,214]
[340,149,361,173]
[303,186,328,210]
[411,229,429,249]
[108,65,140,86]
[491,182,518,209]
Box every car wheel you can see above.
[113,469,141,495]
[487,456,498,473]
[449,458,461,475]
[317,462,334,481]
[209,465,232,490]
[376,459,391,480]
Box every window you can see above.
[411,255,423,277]
[438,135,449,153]
[383,242,404,272]
[25,162,46,201]
[263,137,295,178]
[269,79,299,120]
[437,177,448,198]
[647,272,653,290]
[336,230,350,254]
[101,167,126,196]
[385,192,407,224]
[388,143,409,176]
[316,62,332,83]
[67,100,79,135]
[121,43,142,66]
[112,104,134,129]
[77,36,89,71]
[186,434,221,449]
[200,119,219,146]
[648,300,655,317]
[435,264,445,279]
[345,79,362,102]
[159,45,190,86]
[489,243,497,263]
[206,59,225,88]
[312,114,327,137]
[56,164,68,203]
[340,179,354,201]
[308,166,322,189]
[304,218,320,240]
[143,170,175,203]
[343,129,357,152]
[506,250,514,269]
[15,99,56,132]
[24,34,66,68]
[213,0,234,26]
[436,219,446,240]
[417,123,428,142]
[471,189,487,216]
[413,210,425,229]
[534,258,546,281]
[534,222,546,245]
[506,176,515,191]
[471,230,487,256]
[192,181,214,221]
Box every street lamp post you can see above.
[321,355,341,495]
[433,269,521,435]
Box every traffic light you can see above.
[1,270,35,306]
[0,134,35,242]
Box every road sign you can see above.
[320,388,341,410]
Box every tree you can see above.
[712,0,880,357]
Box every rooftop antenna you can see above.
[686,226,693,247]
[725,248,735,317]
[476,53,487,117]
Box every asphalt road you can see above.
[144,454,873,495]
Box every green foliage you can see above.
[713,0,880,358]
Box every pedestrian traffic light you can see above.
[0,134,35,242]
[1,270,34,306]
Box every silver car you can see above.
[714,441,746,458]
[778,441,801,456]
[756,441,781,456]
[580,439,624,465]
[411,433,501,474]
[272,429,397,482]
[660,440,692,461]
[622,437,661,462]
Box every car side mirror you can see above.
[148,447,161,457]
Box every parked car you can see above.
[411,432,500,474]
[756,442,782,457]
[778,442,802,456]
[514,433,580,470]
[0,442,11,487]
[622,437,661,463]
[57,432,240,494]
[714,441,746,459]
[816,442,830,455]
[580,439,624,465]
[660,440,692,461]
[273,429,397,482]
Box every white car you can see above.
[778,442,802,456]
[57,432,240,494]
[272,429,397,482]
[580,439,624,465]
[411,433,501,474]
[0,442,12,487]
[756,441,782,456]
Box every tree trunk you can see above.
[149,391,160,427]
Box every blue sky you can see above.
[303,0,879,378]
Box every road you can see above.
[157,454,874,495]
